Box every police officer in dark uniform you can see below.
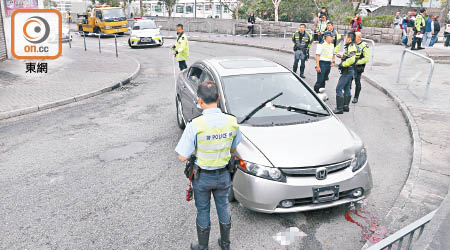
[292,24,313,79]
[176,81,242,250]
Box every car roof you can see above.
[203,57,290,77]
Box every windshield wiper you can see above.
[272,104,329,117]
[239,92,283,124]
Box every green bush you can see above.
[343,15,395,28]
[279,13,289,22]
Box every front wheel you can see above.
[128,39,133,48]
[176,97,186,129]
[158,38,164,46]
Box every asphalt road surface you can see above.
[0,35,412,250]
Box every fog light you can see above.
[352,188,363,198]
[280,199,294,208]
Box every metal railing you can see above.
[362,38,375,71]
[186,20,212,38]
[232,23,262,40]
[367,209,437,250]
[396,49,435,99]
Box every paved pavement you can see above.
[0,35,413,249]
[0,44,140,120]
[169,31,450,246]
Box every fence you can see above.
[367,209,437,250]
[233,23,262,40]
[396,49,435,99]
[186,20,212,38]
[68,32,120,57]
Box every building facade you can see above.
[127,0,237,19]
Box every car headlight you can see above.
[351,148,367,172]
[236,158,286,182]
[122,24,127,28]
[104,26,111,29]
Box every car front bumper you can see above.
[130,36,163,46]
[233,162,373,213]
[103,27,128,34]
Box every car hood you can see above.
[131,29,160,37]
[240,117,362,168]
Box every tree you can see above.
[158,0,177,17]
[272,0,282,22]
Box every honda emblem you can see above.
[316,167,328,180]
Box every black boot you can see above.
[343,95,351,112]
[411,40,417,50]
[191,223,210,250]
[217,221,231,250]
[300,72,306,78]
[333,96,344,114]
[352,97,359,103]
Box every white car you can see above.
[128,19,163,48]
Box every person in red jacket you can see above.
[350,13,362,32]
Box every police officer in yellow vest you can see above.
[173,24,190,70]
[352,32,370,103]
[314,32,335,93]
[411,8,426,50]
[334,32,358,114]
[176,80,242,250]
[292,24,313,79]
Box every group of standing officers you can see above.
[292,21,370,114]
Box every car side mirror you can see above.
[319,88,325,93]
[158,25,162,28]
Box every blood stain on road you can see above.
[344,199,388,244]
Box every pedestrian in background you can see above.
[246,13,256,37]
[292,24,313,79]
[334,32,357,114]
[316,15,329,43]
[445,15,450,47]
[393,12,402,29]
[350,13,362,32]
[173,24,189,71]
[352,32,370,104]
[401,14,409,46]
[406,9,417,47]
[175,80,242,250]
[411,8,426,50]
[422,13,433,47]
[318,7,328,19]
[429,16,440,47]
[314,32,335,93]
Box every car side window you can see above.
[188,66,203,87]
[96,11,102,20]
[199,70,213,83]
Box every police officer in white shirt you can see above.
[314,32,335,93]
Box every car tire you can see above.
[176,97,186,129]
[94,27,101,34]
[78,26,85,36]
[128,39,133,48]
[158,38,164,46]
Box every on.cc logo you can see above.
[23,16,51,44]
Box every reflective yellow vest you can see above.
[175,33,189,61]
[193,115,239,168]
[319,42,335,61]
[341,43,357,68]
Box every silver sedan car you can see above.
[175,57,373,213]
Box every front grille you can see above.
[112,25,123,29]
[280,160,352,177]
[138,37,155,44]
[277,189,361,208]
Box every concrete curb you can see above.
[172,37,423,249]
[0,55,141,121]
[359,74,422,249]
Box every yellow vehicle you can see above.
[77,6,128,35]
